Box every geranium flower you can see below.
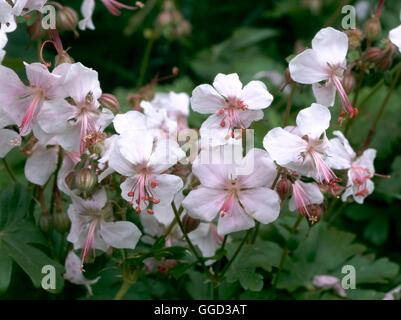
[109,130,185,221]
[327,131,376,204]
[264,103,338,185]
[36,62,114,153]
[64,251,100,295]
[0,63,65,136]
[182,148,280,235]
[191,73,273,146]
[289,27,358,122]
[289,179,324,221]
[67,188,142,264]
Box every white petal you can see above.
[296,103,330,139]
[238,148,278,188]
[289,49,330,84]
[113,110,146,135]
[117,131,153,167]
[326,131,354,170]
[109,141,136,177]
[0,64,27,106]
[24,144,58,186]
[192,157,231,189]
[100,221,141,249]
[217,199,255,235]
[182,187,227,222]
[148,138,185,173]
[289,181,324,211]
[189,223,222,258]
[311,27,348,66]
[263,127,306,166]
[240,80,273,110]
[354,149,376,174]
[190,84,225,114]
[390,25,401,52]
[0,128,20,158]
[78,0,96,30]
[199,114,232,147]
[213,73,243,98]
[151,173,183,206]
[238,109,264,127]
[64,251,100,290]
[239,187,280,224]
[312,81,336,107]
[152,204,175,227]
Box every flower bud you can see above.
[342,71,355,93]
[38,214,52,233]
[53,211,71,233]
[182,214,200,233]
[75,168,97,194]
[346,28,363,50]
[304,204,323,225]
[364,15,381,42]
[56,5,78,32]
[99,93,120,114]
[363,47,383,63]
[276,177,292,201]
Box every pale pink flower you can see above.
[191,73,273,146]
[67,188,142,264]
[36,63,114,154]
[289,27,358,122]
[64,251,100,295]
[327,131,376,204]
[289,180,324,217]
[182,148,280,235]
[0,63,65,136]
[313,275,347,297]
[108,130,185,221]
[263,103,338,185]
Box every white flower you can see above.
[109,130,185,224]
[67,188,142,264]
[327,131,376,204]
[389,23,401,52]
[289,27,358,122]
[0,62,65,136]
[263,103,338,184]
[64,251,100,296]
[36,63,113,154]
[0,108,20,158]
[24,143,59,186]
[191,73,273,146]
[182,148,280,236]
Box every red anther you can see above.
[220,120,226,128]
[150,180,158,188]
[147,208,154,215]
[217,109,225,115]
[127,191,134,197]
[152,198,160,204]
[135,207,141,214]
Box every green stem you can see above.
[114,280,133,300]
[137,34,155,87]
[282,85,296,126]
[272,215,303,288]
[219,228,252,278]
[2,158,17,183]
[362,63,401,149]
[171,202,207,271]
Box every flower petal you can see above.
[289,49,330,84]
[240,80,273,110]
[217,199,255,235]
[390,24,401,52]
[311,27,348,66]
[24,144,58,186]
[113,110,146,135]
[312,81,336,107]
[191,84,225,114]
[213,73,243,98]
[0,128,20,158]
[100,221,141,249]
[296,103,330,139]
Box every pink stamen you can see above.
[19,93,43,136]
[331,76,358,124]
[216,97,247,139]
[309,149,339,185]
[81,219,99,268]
[127,173,159,213]
[219,193,235,217]
[79,114,97,154]
[292,181,312,217]
[101,0,138,16]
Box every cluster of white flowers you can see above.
[2,5,401,292]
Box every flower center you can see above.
[216,97,247,139]
[219,179,240,217]
[351,165,371,197]
[127,167,160,214]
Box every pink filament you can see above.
[332,76,358,123]
[219,193,235,217]
[292,181,311,217]
[102,0,137,16]
[217,97,247,139]
[309,149,338,185]
[128,173,159,213]
[19,94,43,135]
[80,114,97,154]
[81,219,99,267]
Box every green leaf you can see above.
[0,255,12,294]
[377,156,401,201]
[363,215,390,246]
[225,240,283,291]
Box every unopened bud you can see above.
[276,177,292,201]
[75,168,97,193]
[304,204,323,225]
[99,93,120,114]
[56,6,78,32]
[346,28,363,50]
[53,211,71,233]
[182,214,200,233]
[38,214,52,233]
[342,71,355,93]
[363,47,384,63]
[364,15,381,42]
